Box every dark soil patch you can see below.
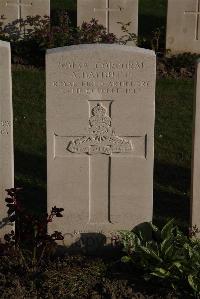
[0,254,179,298]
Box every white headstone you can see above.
[191,59,200,233]
[46,44,155,250]
[0,0,50,26]
[166,0,200,53]
[0,40,14,239]
[77,0,138,39]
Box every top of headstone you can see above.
[0,40,10,48]
[47,44,155,57]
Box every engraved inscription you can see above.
[0,121,11,135]
[67,103,133,155]
[52,59,151,95]
[58,61,143,70]
[54,100,147,224]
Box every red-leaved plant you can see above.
[0,13,119,66]
[1,187,64,274]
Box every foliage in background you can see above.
[0,14,118,66]
[120,219,200,298]
[158,53,200,79]
[0,12,198,78]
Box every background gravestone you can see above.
[0,40,14,239]
[166,0,200,53]
[77,0,138,39]
[46,44,155,250]
[0,0,50,26]
[191,59,200,233]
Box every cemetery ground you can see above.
[5,66,193,298]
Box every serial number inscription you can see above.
[58,61,144,70]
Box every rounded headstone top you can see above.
[0,40,10,48]
[47,44,155,57]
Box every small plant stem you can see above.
[32,226,38,272]
[37,243,48,265]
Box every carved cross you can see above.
[94,0,123,33]
[55,100,146,225]
[184,0,200,40]
[6,0,32,20]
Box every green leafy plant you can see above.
[120,219,200,297]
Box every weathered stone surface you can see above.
[46,44,155,250]
[0,0,50,25]
[0,40,14,239]
[166,0,200,54]
[191,60,200,233]
[77,0,138,39]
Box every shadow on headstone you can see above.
[71,233,107,253]
[54,222,152,257]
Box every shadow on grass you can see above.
[139,14,166,50]
[139,14,166,37]
[14,149,47,216]
[153,160,190,228]
[154,159,191,193]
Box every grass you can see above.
[154,79,194,228]
[12,67,46,212]
[12,67,194,227]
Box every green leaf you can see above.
[118,230,140,253]
[188,274,198,292]
[151,267,170,278]
[164,244,176,259]
[171,261,184,273]
[150,222,159,233]
[139,245,163,263]
[161,236,173,255]
[121,256,132,263]
[161,219,176,240]
[150,223,161,241]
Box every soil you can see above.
[0,254,181,299]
